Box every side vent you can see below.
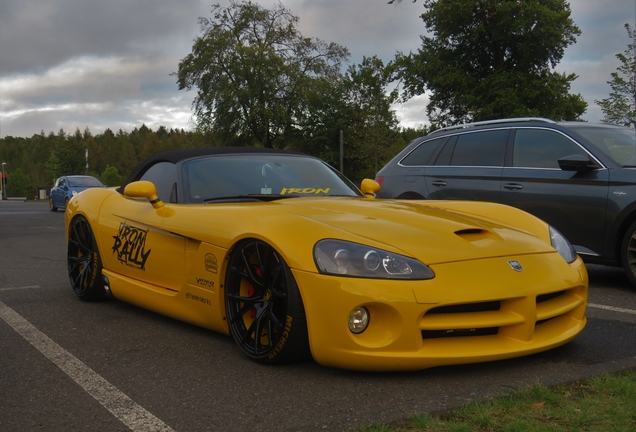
[454,228,484,236]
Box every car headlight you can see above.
[314,239,435,279]
[549,226,577,263]
[71,190,78,197]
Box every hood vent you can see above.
[454,228,484,236]
[454,227,500,245]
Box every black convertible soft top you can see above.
[117,146,305,193]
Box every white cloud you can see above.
[0,0,634,138]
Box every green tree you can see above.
[595,24,636,128]
[394,0,587,127]
[293,56,403,183]
[46,130,86,180]
[6,168,32,198]
[341,56,403,180]
[175,0,349,148]
[99,165,122,187]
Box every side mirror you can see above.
[124,181,164,209]
[557,154,596,172]
[360,179,381,198]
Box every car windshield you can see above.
[183,154,362,203]
[570,125,636,166]
[67,177,103,187]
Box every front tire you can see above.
[225,239,310,364]
[67,216,106,301]
[621,220,636,287]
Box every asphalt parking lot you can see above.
[1,200,635,432]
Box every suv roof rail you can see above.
[429,117,556,134]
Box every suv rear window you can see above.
[448,130,508,167]
[401,137,447,166]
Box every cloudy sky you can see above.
[0,0,634,138]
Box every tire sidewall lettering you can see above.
[267,315,293,359]
[89,251,98,288]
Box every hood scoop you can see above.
[454,228,502,246]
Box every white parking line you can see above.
[0,285,41,291]
[0,300,174,432]
[588,303,636,316]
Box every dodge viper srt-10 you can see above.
[65,147,587,371]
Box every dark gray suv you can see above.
[376,118,636,286]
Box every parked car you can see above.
[50,175,106,211]
[375,118,636,286]
[65,147,587,371]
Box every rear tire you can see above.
[67,216,106,301]
[225,239,310,364]
[49,198,58,212]
[620,220,636,287]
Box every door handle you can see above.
[431,181,447,187]
[503,183,523,190]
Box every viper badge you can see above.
[508,260,523,272]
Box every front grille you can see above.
[425,301,500,315]
[421,301,503,340]
[422,327,498,339]
[418,286,585,342]
[536,290,566,303]
[535,317,556,326]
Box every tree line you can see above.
[0,123,427,198]
[1,0,633,198]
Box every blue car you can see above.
[49,175,106,211]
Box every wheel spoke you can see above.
[77,260,91,289]
[227,293,262,304]
[240,318,258,345]
[254,241,265,271]
[68,256,89,276]
[257,242,275,286]
[228,265,254,285]
[228,299,263,325]
[267,308,283,332]
[253,312,264,352]
[236,248,265,289]
[267,319,273,346]
[255,305,274,350]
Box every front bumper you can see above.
[293,253,587,371]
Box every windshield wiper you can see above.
[203,194,299,203]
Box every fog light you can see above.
[348,307,369,334]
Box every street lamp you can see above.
[1,162,6,200]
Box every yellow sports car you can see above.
[65,147,587,371]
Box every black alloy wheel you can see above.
[225,239,309,364]
[67,216,106,301]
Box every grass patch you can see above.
[358,370,636,432]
